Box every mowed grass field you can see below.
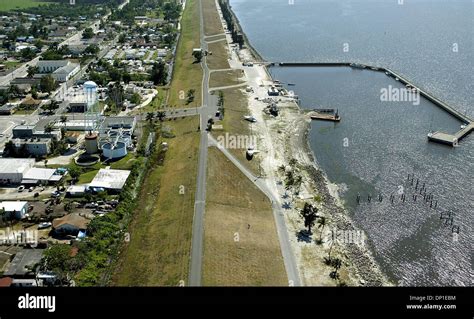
[202,148,287,286]
[112,117,200,286]
[209,69,245,88]
[202,0,224,36]
[0,0,51,11]
[207,41,230,70]
[211,87,261,176]
[168,0,202,108]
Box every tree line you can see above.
[218,0,244,48]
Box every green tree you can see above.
[84,44,100,56]
[317,216,326,242]
[217,90,225,115]
[27,66,39,78]
[300,202,318,233]
[192,50,203,63]
[82,27,94,39]
[156,111,166,122]
[42,100,59,115]
[20,47,36,60]
[130,92,141,105]
[146,112,154,123]
[40,75,57,93]
[186,89,195,104]
[68,166,82,183]
[150,61,166,85]
[60,115,68,127]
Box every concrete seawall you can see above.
[271,62,473,146]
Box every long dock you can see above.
[272,62,473,146]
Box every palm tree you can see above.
[44,124,54,134]
[60,115,67,127]
[27,66,39,78]
[300,202,318,234]
[156,111,166,122]
[277,164,286,174]
[317,216,326,242]
[146,112,154,123]
[330,258,342,280]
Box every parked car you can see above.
[38,222,52,229]
[17,186,25,192]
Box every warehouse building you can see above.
[0,158,35,184]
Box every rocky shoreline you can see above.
[220,1,393,286]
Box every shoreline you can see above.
[220,0,392,286]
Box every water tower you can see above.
[83,81,101,153]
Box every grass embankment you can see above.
[167,0,202,108]
[202,148,287,286]
[202,0,225,36]
[0,0,51,11]
[207,41,230,70]
[209,69,245,88]
[112,116,200,286]
[203,0,230,70]
[212,87,261,176]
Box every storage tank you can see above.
[102,141,127,159]
[84,133,99,154]
[83,81,98,108]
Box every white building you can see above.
[89,169,131,191]
[0,158,35,184]
[0,201,29,220]
[36,60,80,82]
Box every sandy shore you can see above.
[217,0,392,286]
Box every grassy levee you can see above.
[207,41,230,70]
[202,148,287,286]
[168,0,202,108]
[209,69,245,88]
[112,117,200,286]
[211,87,261,176]
[202,0,225,36]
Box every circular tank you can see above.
[102,141,127,159]
[84,133,99,154]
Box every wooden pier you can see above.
[309,111,341,122]
[272,62,473,146]
[428,123,474,146]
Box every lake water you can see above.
[230,0,473,286]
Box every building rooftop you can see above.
[0,158,35,174]
[22,168,57,181]
[0,201,28,212]
[53,213,90,230]
[4,249,44,277]
[89,168,131,190]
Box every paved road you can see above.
[188,0,211,287]
[187,0,301,286]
